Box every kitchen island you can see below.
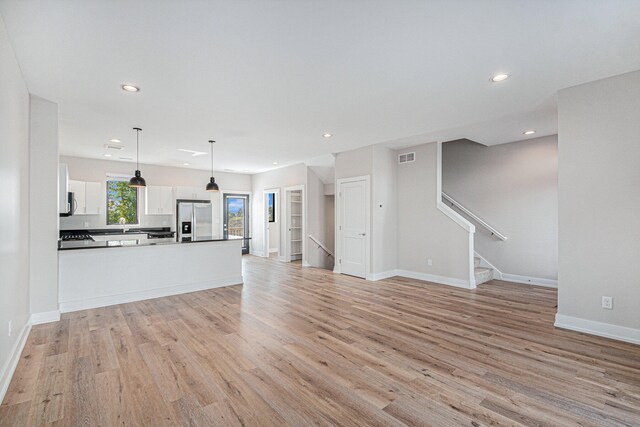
[58,237,243,312]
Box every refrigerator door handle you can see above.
[192,209,197,241]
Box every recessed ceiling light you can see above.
[104,143,124,150]
[103,154,112,157]
[121,84,140,92]
[523,130,536,135]
[491,73,509,83]
[183,162,190,166]
[273,162,278,165]
[323,133,332,138]
[109,139,121,143]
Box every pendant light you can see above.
[128,127,146,188]
[206,140,219,192]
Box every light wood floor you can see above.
[2,256,640,426]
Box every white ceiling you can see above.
[2,0,640,173]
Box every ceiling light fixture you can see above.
[128,127,146,188]
[183,162,190,166]
[121,84,140,92]
[273,162,278,165]
[104,154,112,157]
[109,139,121,143]
[206,140,219,192]
[491,73,510,83]
[523,130,536,135]
[323,133,332,138]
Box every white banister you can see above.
[441,193,508,241]
[308,235,334,258]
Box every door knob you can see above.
[359,233,366,236]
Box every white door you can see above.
[339,179,368,278]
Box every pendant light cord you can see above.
[210,140,215,177]
[136,129,139,170]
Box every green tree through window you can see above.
[107,180,138,225]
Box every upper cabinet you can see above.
[145,186,173,215]
[69,180,101,215]
[175,186,211,201]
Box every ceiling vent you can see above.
[104,143,125,150]
[398,152,415,164]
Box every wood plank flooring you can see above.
[2,256,640,426]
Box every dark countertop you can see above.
[60,227,171,236]
[58,236,248,251]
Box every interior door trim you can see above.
[335,175,371,280]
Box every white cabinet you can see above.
[175,186,210,201]
[69,179,101,215]
[145,186,173,215]
[85,182,101,214]
[59,164,70,214]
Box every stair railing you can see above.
[308,235,335,259]
[441,192,508,241]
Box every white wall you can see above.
[372,146,398,276]
[397,142,472,284]
[556,70,640,343]
[335,145,373,180]
[29,96,60,318]
[324,195,335,256]
[251,163,307,257]
[0,15,30,401]
[59,155,251,231]
[442,136,558,281]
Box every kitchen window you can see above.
[106,179,139,225]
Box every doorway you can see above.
[283,185,305,263]
[336,176,370,278]
[264,189,280,258]
[223,193,250,254]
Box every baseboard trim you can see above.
[269,248,278,253]
[30,310,61,325]
[250,250,266,257]
[59,276,243,313]
[370,270,397,281]
[555,314,640,345]
[500,273,558,288]
[0,321,31,404]
[395,269,474,289]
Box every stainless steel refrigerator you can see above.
[176,200,213,242]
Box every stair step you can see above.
[474,267,493,285]
[474,257,481,268]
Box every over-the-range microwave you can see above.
[59,192,75,217]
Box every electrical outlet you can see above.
[602,296,613,310]
[83,221,89,228]
[8,320,12,337]
[427,259,433,266]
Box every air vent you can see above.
[398,152,415,164]
[104,143,125,150]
